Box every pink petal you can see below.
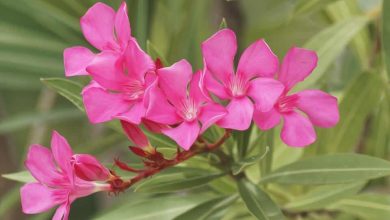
[142,119,168,133]
[201,68,230,100]
[253,108,281,130]
[63,46,95,77]
[247,78,284,112]
[157,59,192,106]
[237,39,278,79]
[124,38,155,83]
[115,101,146,125]
[198,103,227,133]
[278,47,318,91]
[82,86,129,123]
[25,145,64,186]
[217,97,254,130]
[53,202,70,220]
[163,121,200,150]
[189,71,207,106]
[145,82,182,125]
[21,183,65,214]
[86,51,129,91]
[115,2,131,48]
[281,111,316,147]
[81,3,117,51]
[71,154,110,181]
[296,90,339,127]
[121,120,150,148]
[201,29,236,84]
[51,131,74,183]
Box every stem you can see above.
[109,129,231,192]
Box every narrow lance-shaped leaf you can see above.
[260,154,390,185]
[232,146,269,175]
[174,195,238,220]
[2,171,35,183]
[135,172,225,193]
[295,16,369,90]
[327,194,390,220]
[284,181,365,211]
[237,179,285,220]
[41,77,84,111]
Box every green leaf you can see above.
[295,16,369,90]
[318,73,384,152]
[284,181,365,211]
[94,194,214,220]
[0,108,82,134]
[260,154,390,185]
[174,195,238,220]
[232,146,269,175]
[41,77,84,111]
[146,40,169,66]
[2,171,34,183]
[328,194,390,219]
[237,179,285,220]
[135,172,225,193]
[383,0,390,77]
[219,18,227,29]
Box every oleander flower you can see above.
[81,38,156,124]
[20,131,110,220]
[254,47,339,147]
[201,28,284,131]
[146,60,227,150]
[64,2,130,76]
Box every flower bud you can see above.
[71,154,110,181]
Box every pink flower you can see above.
[201,29,285,131]
[254,47,339,147]
[81,37,156,124]
[145,60,227,150]
[21,131,110,220]
[64,2,130,76]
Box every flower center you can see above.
[180,98,198,122]
[122,80,145,101]
[227,74,248,98]
[275,94,298,113]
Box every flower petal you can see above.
[51,131,74,183]
[71,154,110,181]
[217,97,254,130]
[145,82,182,125]
[201,29,236,84]
[278,47,318,90]
[115,2,131,48]
[163,121,200,150]
[201,68,230,100]
[53,202,71,220]
[124,38,155,83]
[189,71,207,106]
[121,120,150,148]
[296,90,339,127]
[198,103,227,133]
[25,145,64,186]
[86,51,129,91]
[237,39,278,79]
[63,46,95,77]
[21,183,66,214]
[80,2,116,50]
[82,86,129,123]
[157,59,192,106]
[281,111,316,147]
[253,107,281,130]
[115,100,146,124]
[247,78,284,112]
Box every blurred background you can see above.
[0,0,387,219]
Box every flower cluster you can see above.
[21,2,340,219]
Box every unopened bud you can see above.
[71,154,110,181]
